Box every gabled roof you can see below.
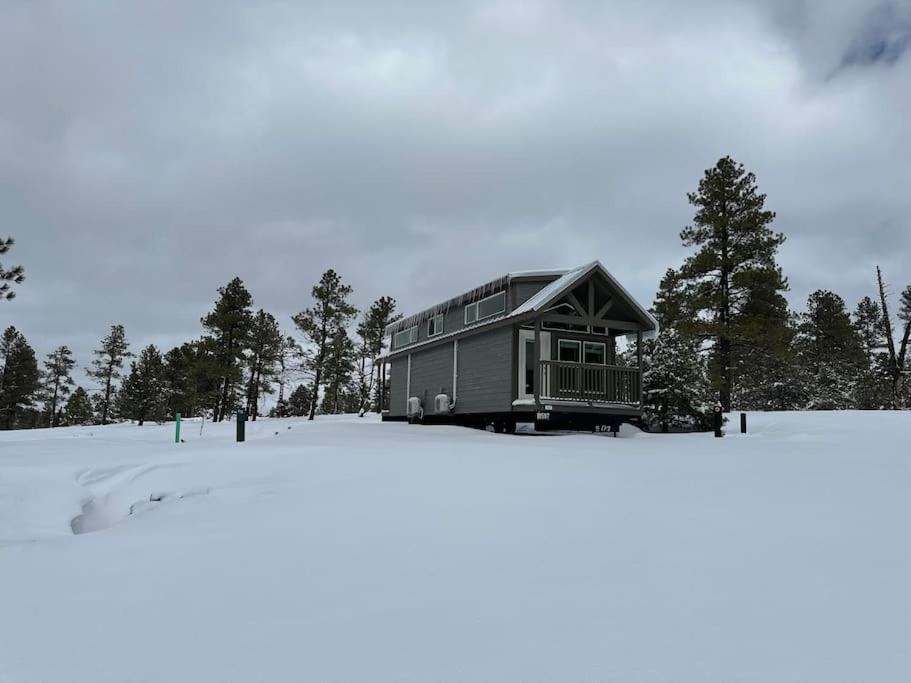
[385,260,658,343]
[512,261,660,335]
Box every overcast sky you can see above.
[2,0,909,383]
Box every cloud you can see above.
[1,0,908,384]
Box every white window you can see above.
[465,291,507,325]
[427,314,443,337]
[557,339,581,362]
[393,326,418,349]
[583,341,606,365]
[477,291,506,319]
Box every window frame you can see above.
[393,325,418,349]
[427,313,444,338]
[557,339,581,363]
[583,341,607,365]
[464,302,478,325]
[476,290,507,320]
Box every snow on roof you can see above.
[510,262,595,316]
[385,260,659,342]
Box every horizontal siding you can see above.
[510,281,547,310]
[409,343,455,414]
[387,358,408,417]
[455,326,514,414]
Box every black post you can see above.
[236,409,246,442]
[740,412,747,434]
[713,404,723,438]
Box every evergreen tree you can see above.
[641,330,714,432]
[86,324,131,425]
[875,267,911,409]
[117,345,166,426]
[285,383,313,417]
[201,278,253,421]
[0,237,25,301]
[354,297,399,415]
[41,346,76,427]
[292,270,357,421]
[64,386,95,425]
[320,327,357,414]
[163,343,200,418]
[244,310,284,420]
[272,336,304,417]
[0,327,40,429]
[673,156,789,411]
[794,290,864,409]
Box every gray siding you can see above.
[510,280,548,310]
[454,326,514,414]
[410,342,455,412]
[388,357,408,417]
[387,325,516,416]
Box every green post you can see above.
[175,412,181,443]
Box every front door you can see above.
[518,329,551,400]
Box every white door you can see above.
[518,329,551,400]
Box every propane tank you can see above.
[434,393,453,414]
[406,396,423,421]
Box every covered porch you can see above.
[513,263,654,411]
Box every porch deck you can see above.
[539,360,641,406]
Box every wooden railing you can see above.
[540,361,641,405]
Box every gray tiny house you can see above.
[381,261,658,432]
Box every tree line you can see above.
[0,269,399,430]
[639,156,911,431]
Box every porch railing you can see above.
[539,360,640,405]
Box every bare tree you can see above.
[875,266,911,409]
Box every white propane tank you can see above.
[406,396,423,420]
[434,393,452,414]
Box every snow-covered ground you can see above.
[1,412,908,682]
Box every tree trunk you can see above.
[102,366,113,425]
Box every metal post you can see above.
[740,412,747,434]
[175,412,181,443]
[713,404,723,438]
[236,409,246,442]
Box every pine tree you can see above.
[292,270,357,421]
[0,327,40,429]
[64,386,95,426]
[320,327,357,414]
[641,329,715,432]
[86,324,131,425]
[163,343,200,418]
[42,346,76,427]
[354,296,399,415]
[0,237,25,301]
[244,310,284,420]
[285,384,312,417]
[202,278,253,421]
[674,156,789,411]
[117,345,166,426]
[794,290,864,409]
[272,336,304,417]
[875,267,911,409]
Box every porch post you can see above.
[636,330,643,406]
[533,317,542,406]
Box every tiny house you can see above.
[381,261,658,432]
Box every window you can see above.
[427,314,443,337]
[557,339,581,362]
[477,291,506,319]
[393,326,418,349]
[464,291,506,325]
[584,341,606,365]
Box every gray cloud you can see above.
[2,0,909,384]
